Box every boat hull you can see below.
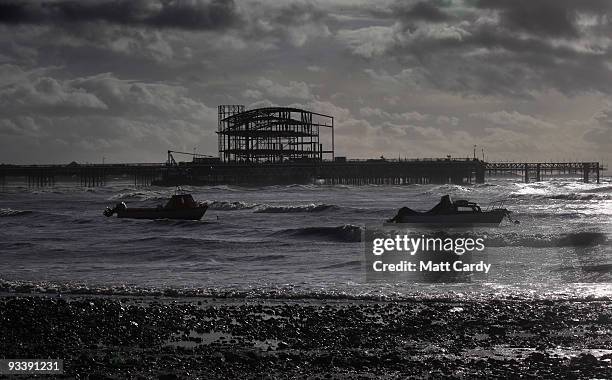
[116,206,207,220]
[389,209,508,226]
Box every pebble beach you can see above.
[2,293,611,379]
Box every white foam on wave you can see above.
[108,190,170,201]
[0,208,32,217]
[206,200,259,210]
[254,203,339,213]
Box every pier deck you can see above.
[0,159,604,187]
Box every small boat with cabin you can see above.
[387,195,513,226]
[104,190,207,220]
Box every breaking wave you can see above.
[428,184,473,193]
[272,224,363,242]
[206,201,258,211]
[0,208,32,217]
[254,203,339,213]
[108,190,168,201]
[206,201,340,213]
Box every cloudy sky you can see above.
[0,0,611,167]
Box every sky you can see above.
[0,0,611,167]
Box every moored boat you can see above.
[387,195,513,226]
[104,191,207,220]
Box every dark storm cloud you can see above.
[366,1,451,23]
[0,0,240,30]
[395,1,450,23]
[475,0,612,38]
[338,0,612,96]
[270,1,327,26]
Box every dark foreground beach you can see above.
[1,293,611,379]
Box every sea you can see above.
[0,177,610,300]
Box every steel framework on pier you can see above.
[217,106,334,163]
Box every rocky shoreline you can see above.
[1,295,611,379]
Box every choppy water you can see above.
[0,178,610,300]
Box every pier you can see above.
[155,159,605,186]
[0,159,604,188]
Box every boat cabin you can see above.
[165,194,197,209]
[454,200,482,213]
[427,195,482,214]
